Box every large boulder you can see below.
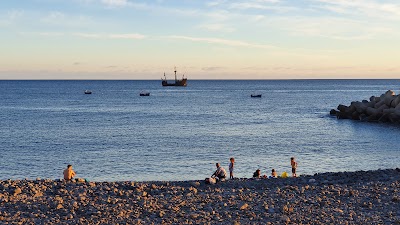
[332,90,400,123]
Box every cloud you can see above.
[166,35,277,49]
[21,32,65,37]
[74,33,146,39]
[73,33,102,38]
[101,0,129,7]
[206,0,228,7]
[7,10,25,20]
[279,16,375,40]
[202,66,225,71]
[108,34,146,39]
[229,2,294,13]
[42,11,65,22]
[39,11,94,28]
[206,0,295,14]
[198,23,235,32]
[312,0,400,20]
[0,10,24,27]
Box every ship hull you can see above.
[162,79,187,87]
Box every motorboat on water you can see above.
[251,94,262,98]
[140,91,150,96]
[84,90,92,94]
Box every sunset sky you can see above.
[1,0,400,79]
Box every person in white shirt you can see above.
[211,163,227,182]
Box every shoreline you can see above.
[1,168,399,224]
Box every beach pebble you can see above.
[190,213,199,219]
[268,208,275,214]
[281,215,290,223]
[191,182,201,187]
[189,187,198,195]
[240,203,249,210]
[13,187,22,196]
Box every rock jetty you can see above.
[331,90,400,123]
[1,168,400,224]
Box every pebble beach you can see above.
[1,168,400,224]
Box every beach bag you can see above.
[75,178,86,183]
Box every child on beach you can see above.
[229,158,235,179]
[291,157,298,177]
[270,169,277,178]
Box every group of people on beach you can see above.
[63,157,298,183]
[210,157,298,183]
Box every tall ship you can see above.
[162,67,187,87]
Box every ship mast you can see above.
[174,67,177,81]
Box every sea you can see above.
[0,80,399,182]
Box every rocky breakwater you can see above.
[331,90,400,123]
[1,168,400,224]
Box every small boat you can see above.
[251,94,262,98]
[140,91,150,96]
[84,90,92,94]
[162,67,187,87]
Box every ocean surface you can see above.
[0,80,399,182]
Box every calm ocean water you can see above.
[0,80,399,181]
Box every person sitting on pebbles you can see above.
[63,164,76,181]
[253,169,261,178]
[211,163,227,182]
[270,169,278,178]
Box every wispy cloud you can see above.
[73,33,102,39]
[206,0,228,7]
[41,11,65,22]
[40,11,94,28]
[167,35,277,49]
[20,32,146,40]
[20,32,65,37]
[74,33,146,39]
[7,10,25,20]
[313,0,400,20]
[108,33,146,39]
[278,16,377,40]
[198,23,235,32]
[101,0,129,7]
[0,10,24,27]
[229,2,295,13]
[202,66,225,71]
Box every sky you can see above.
[1,0,400,80]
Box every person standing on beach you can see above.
[229,158,235,179]
[63,165,76,181]
[291,157,298,177]
[211,163,227,182]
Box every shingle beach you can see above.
[1,168,399,224]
